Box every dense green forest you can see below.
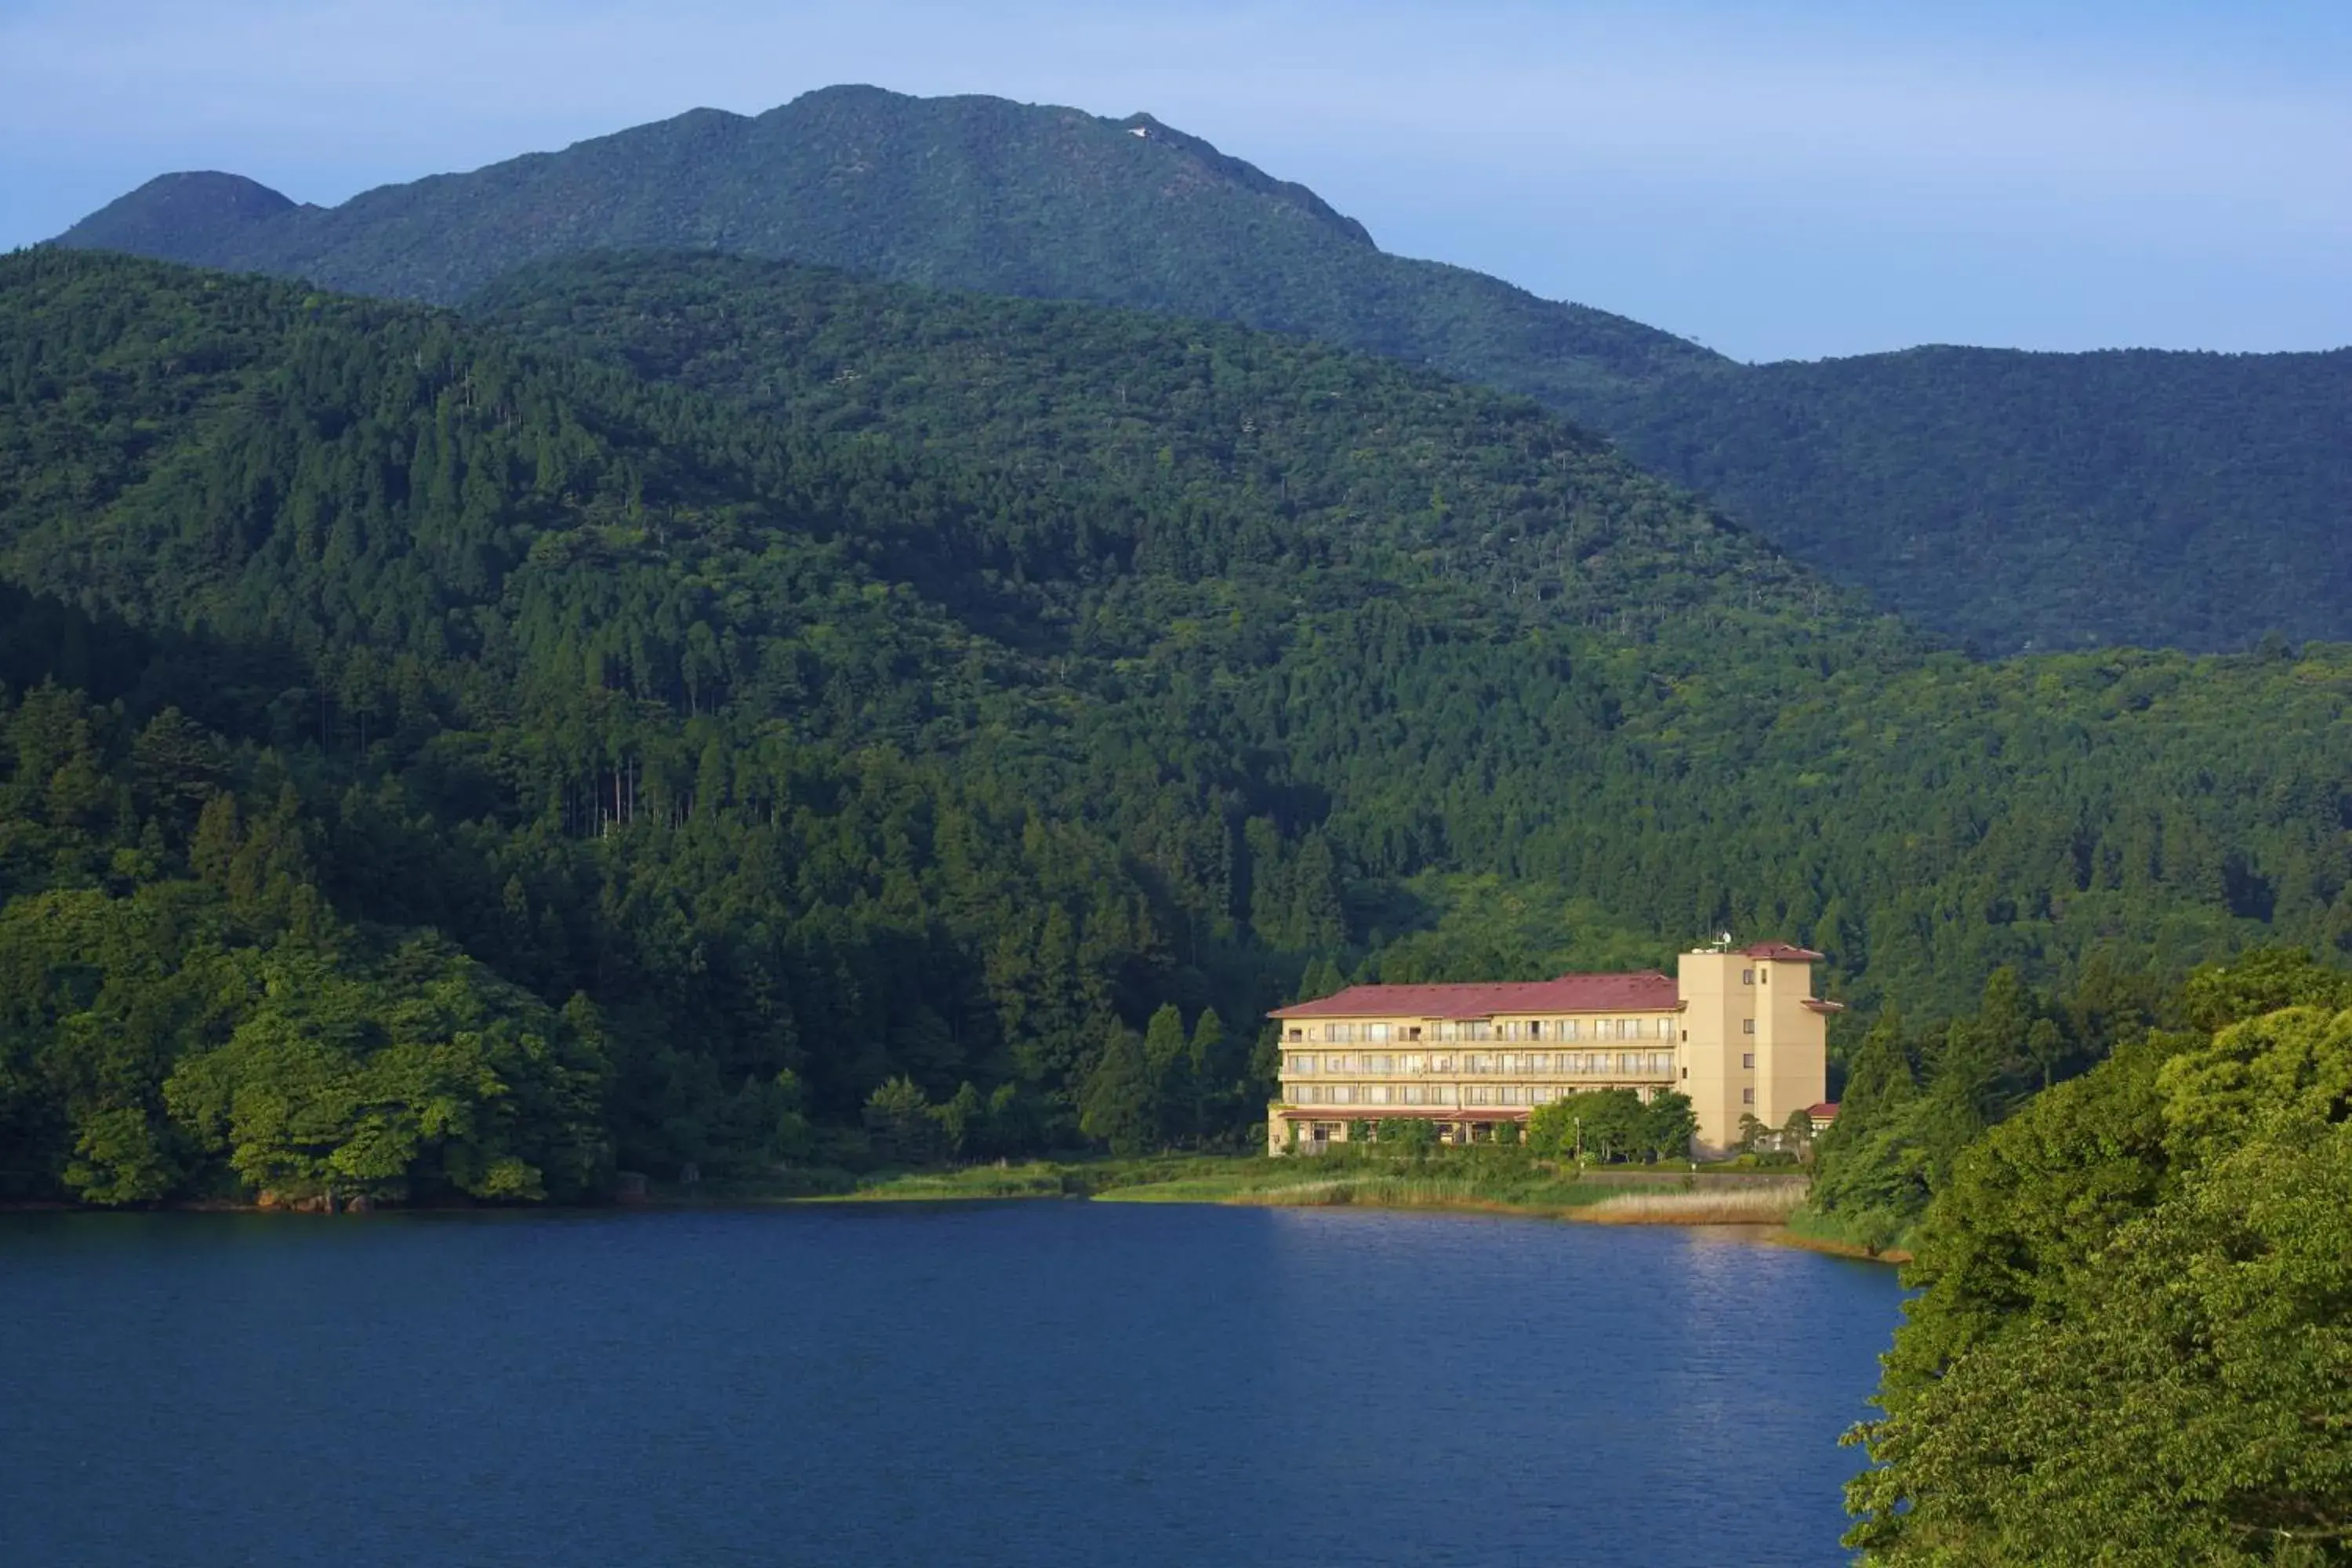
[1591,345,2352,652]
[56,85,2352,653]
[1817,949,2352,1563]
[5,248,2352,1211]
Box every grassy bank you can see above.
[755,1154,1825,1232]
[1775,1205,1915,1264]
[1580,1183,1809,1225]
[1105,1167,1610,1214]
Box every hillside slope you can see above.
[56,85,1713,405]
[60,87,2352,655]
[6,249,2352,1204]
[1596,346,2352,652]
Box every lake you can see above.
[0,1203,1901,1566]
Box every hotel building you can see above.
[1266,942,1838,1158]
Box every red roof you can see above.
[1270,971,1679,1020]
[1745,942,1825,961]
[1802,998,1846,1014]
[1807,1102,1840,1120]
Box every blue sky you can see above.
[2,0,2346,361]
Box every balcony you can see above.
[1279,1051,1675,1081]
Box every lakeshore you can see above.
[5,1156,1911,1262]
[750,1155,1911,1262]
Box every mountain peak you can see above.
[56,171,303,262]
[51,85,1714,397]
[754,85,1378,249]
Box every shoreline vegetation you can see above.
[706,1152,1926,1261]
[807,1157,1920,1263]
[3,1154,1907,1261]
[780,1156,1906,1259]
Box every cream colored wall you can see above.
[1268,1009,1680,1156]
[1754,960,1828,1131]
[1676,951,1745,1158]
[1267,958,1828,1160]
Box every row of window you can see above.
[1283,1051,1675,1077]
[1287,1017,1676,1045]
[1289,1082,1666,1108]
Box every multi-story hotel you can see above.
[1266,942,1839,1158]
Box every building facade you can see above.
[1265,942,1838,1157]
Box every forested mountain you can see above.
[54,85,2352,654]
[55,85,1712,405]
[5,248,2352,1207]
[1592,346,2352,653]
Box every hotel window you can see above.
[1558,1018,1580,1041]
[1651,1054,1673,1073]
[1370,1054,1396,1074]
[1286,1027,1302,1041]
[1404,1054,1427,1074]
[1433,1055,1456,1073]
[1469,1021,1494,1041]
[1759,969,1769,985]
[1439,1022,1457,1042]
[1742,1088,1756,1105]
[1370,1022,1392,1044]
[1742,1018,1756,1035]
[1743,968,1755,985]
[1742,1052,1755,1069]
[1406,1025,1424,1042]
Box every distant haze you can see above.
[5,0,2348,361]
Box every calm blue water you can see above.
[0,1203,1900,1567]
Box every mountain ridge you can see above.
[51,83,2352,654]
